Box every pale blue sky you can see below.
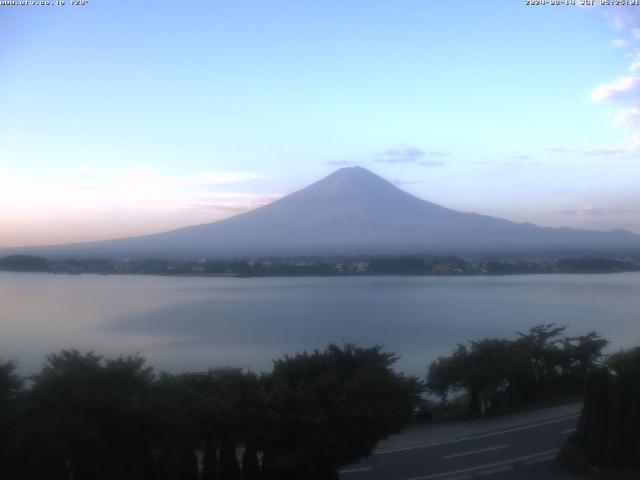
[1,1,639,246]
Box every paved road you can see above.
[339,405,585,480]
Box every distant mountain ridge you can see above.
[6,167,640,259]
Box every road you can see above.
[339,404,585,480]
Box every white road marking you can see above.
[477,465,513,476]
[522,455,556,466]
[561,428,576,434]
[443,444,508,459]
[405,449,559,480]
[375,414,580,455]
[338,466,372,474]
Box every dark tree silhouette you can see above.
[261,344,423,479]
[25,350,155,480]
[427,325,608,415]
[241,443,260,480]
[0,360,22,479]
[0,344,422,479]
[566,347,640,474]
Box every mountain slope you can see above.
[8,167,640,258]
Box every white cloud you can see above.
[603,11,640,32]
[630,53,640,73]
[418,160,447,167]
[375,146,425,163]
[48,168,260,193]
[547,145,635,158]
[612,38,630,48]
[589,76,640,102]
[613,105,640,130]
[584,10,640,155]
[324,160,358,166]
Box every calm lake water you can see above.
[1,272,639,377]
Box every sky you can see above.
[1,1,640,247]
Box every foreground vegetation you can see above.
[426,324,608,416]
[0,326,624,479]
[561,347,640,479]
[0,344,422,480]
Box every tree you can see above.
[241,443,260,480]
[149,367,264,480]
[427,325,608,416]
[426,345,467,401]
[514,324,567,398]
[0,255,49,272]
[2,344,422,479]
[608,347,640,469]
[427,339,515,415]
[261,344,423,479]
[26,350,155,480]
[560,332,609,394]
[0,360,22,478]
[568,347,640,472]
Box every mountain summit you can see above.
[298,166,409,198]
[10,167,640,258]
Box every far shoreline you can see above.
[2,269,640,280]
[2,253,640,278]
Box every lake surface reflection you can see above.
[1,272,639,376]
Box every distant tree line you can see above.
[2,254,640,276]
[561,347,640,476]
[0,255,50,272]
[0,344,422,480]
[426,324,608,416]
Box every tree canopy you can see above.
[564,346,640,475]
[427,324,608,415]
[0,344,421,480]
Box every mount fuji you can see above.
[8,166,640,259]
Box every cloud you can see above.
[392,178,424,187]
[603,10,640,32]
[1,168,264,211]
[612,38,630,48]
[546,204,640,233]
[427,150,452,158]
[324,160,358,166]
[186,204,247,213]
[612,105,640,129]
[553,207,638,217]
[0,168,273,246]
[186,193,281,213]
[44,168,261,193]
[375,146,425,163]
[630,53,640,72]
[589,76,640,103]
[374,147,454,165]
[418,160,447,167]
[547,146,633,157]
[185,194,283,214]
[586,10,640,153]
[472,156,539,168]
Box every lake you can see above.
[1,271,639,377]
